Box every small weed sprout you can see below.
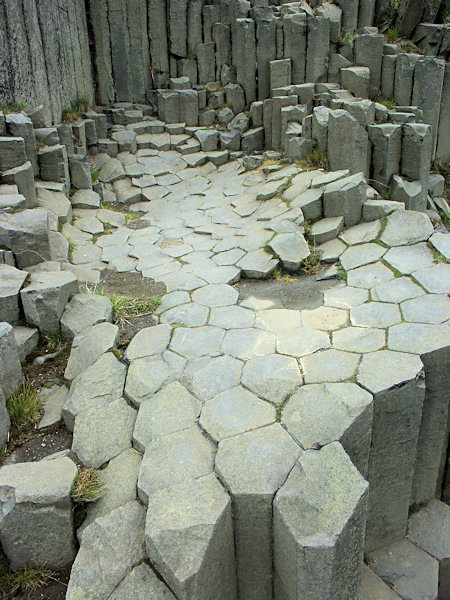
[71,467,104,503]
[298,148,329,171]
[301,247,321,275]
[6,566,53,593]
[7,382,42,427]
[91,170,99,183]
[92,290,161,327]
[337,262,347,281]
[273,267,296,285]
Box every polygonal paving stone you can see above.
[125,352,186,407]
[145,474,236,600]
[380,210,434,246]
[254,308,302,332]
[332,326,386,353]
[237,249,279,278]
[317,238,346,263]
[282,383,373,475]
[350,302,401,328]
[215,424,301,600]
[154,291,191,314]
[60,293,113,342]
[162,271,206,292]
[133,382,201,452]
[301,349,360,384]
[383,243,435,275]
[308,216,344,245]
[72,398,136,469]
[371,276,425,303]
[361,564,402,599]
[301,306,349,331]
[339,243,387,271]
[387,322,450,355]
[267,233,310,271]
[241,354,301,405]
[323,285,369,309]
[346,261,394,289]
[137,426,216,504]
[276,327,330,357]
[273,443,368,600]
[125,324,172,360]
[200,386,276,442]
[429,232,450,260]
[209,305,255,329]
[181,355,243,402]
[240,295,283,311]
[400,294,450,324]
[339,220,381,245]
[221,328,276,360]
[213,248,245,266]
[170,326,225,357]
[192,284,238,307]
[412,263,450,294]
[109,563,176,600]
[64,322,120,380]
[159,302,209,327]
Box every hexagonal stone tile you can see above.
[137,426,216,504]
[332,326,386,353]
[200,386,276,442]
[281,383,373,475]
[125,352,186,407]
[267,233,310,271]
[159,302,209,327]
[339,243,387,271]
[209,305,255,329]
[145,474,236,600]
[388,322,450,356]
[132,382,201,452]
[170,326,225,357]
[237,249,279,278]
[221,328,276,360]
[64,322,120,380]
[357,349,423,394]
[215,424,301,600]
[181,355,243,401]
[317,238,346,263]
[241,354,301,404]
[124,324,172,361]
[380,210,434,247]
[323,285,369,309]
[371,276,425,303]
[162,271,206,292]
[192,284,239,307]
[346,262,394,289]
[193,265,241,285]
[339,220,381,245]
[350,302,401,328]
[301,306,349,331]
[254,309,302,332]
[383,243,434,275]
[213,248,245,266]
[429,232,450,260]
[412,263,450,294]
[400,294,450,324]
[301,349,360,383]
[276,327,330,357]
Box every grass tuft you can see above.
[337,262,346,281]
[0,103,26,114]
[125,213,140,223]
[43,330,66,352]
[298,148,329,171]
[301,247,321,275]
[61,96,90,124]
[7,382,42,427]
[6,566,53,594]
[273,267,296,285]
[91,170,99,183]
[376,96,397,109]
[94,291,161,327]
[385,26,399,42]
[71,467,104,503]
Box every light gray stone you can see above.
[241,354,301,404]
[268,233,310,271]
[60,293,112,342]
[38,385,68,429]
[301,349,360,384]
[109,563,175,600]
[216,424,301,600]
[328,110,370,176]
[13,326,38,362]
[221,327,276,360]
[361,564,403,600]
[380,210,434,247]
[124,324,172,361]
[323,172,367,227]
[332,326,386,354]
[0,321,23,397]
[0,208,51,269]
[181,354,242,402]
[0,264,27,324]
[273,442,368,600]
[145,474,237,600]
[64,322,119,380]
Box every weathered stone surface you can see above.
[138,426,215,504]
[0,322,23,398]
[273,442,368,600]
[301,349,360,384]
[67,501,146,600]
[241,354,301,405]
[323,173,367,227]
[145,474,237,600]
[13,326,38,362]
[181,354,242,402]
[38,384,67,429]
[64,322,119,380]
[72,398,136,469]
[361,564,402,599]
[268,233,310,271]
[216,424,301,600]
[222,327,276,360]
[0,264,27,324]
[20,271,78,334]
[133,382,201,452]
[0,457,77,570]
[0,208,51,269]
[124,324,171,361]
[413,263,450,294]
[328,110,370,176]
[357,350,425,551]
[60,293,112,342]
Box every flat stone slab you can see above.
[221,327,276,360]
[380,210,434,246]
[125,324,172,360]
[241,354,301,404]
[125,352,186,406]
[268,233,310,271]
[60,293,113,341]
[301,349,360,383]
[181,354,243,401]
[192,284,239,307]
[170,326,225,357]
[276,326,331,356]
[65,322,120,380]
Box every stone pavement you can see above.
[59,153,450,600]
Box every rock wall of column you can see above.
[0,0,95,126]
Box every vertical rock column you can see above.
[235,18,257,106]
[283,13,307,85]
[357,350,425,551]
[436,62,450,161]
[274,442,368,600]
[388,323,450,506]
[255,12,277,101]
[306,16,330,84]
[215,424,301,600]
[148,0,170,88]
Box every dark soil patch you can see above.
[237,271,339,310]
[95,270,166,298]
[0,551,70,600]
[23,345,70,390]
[3,423,72,466]
[117,313,157,347]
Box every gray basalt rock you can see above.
[0,321,24,397]
[64,322,120,380]
[0,264,28,324]
[60,293,113,342]
[0,208,51,269]
[110,563,176,600]
[20,271,78,334]
[0,457,77,570]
